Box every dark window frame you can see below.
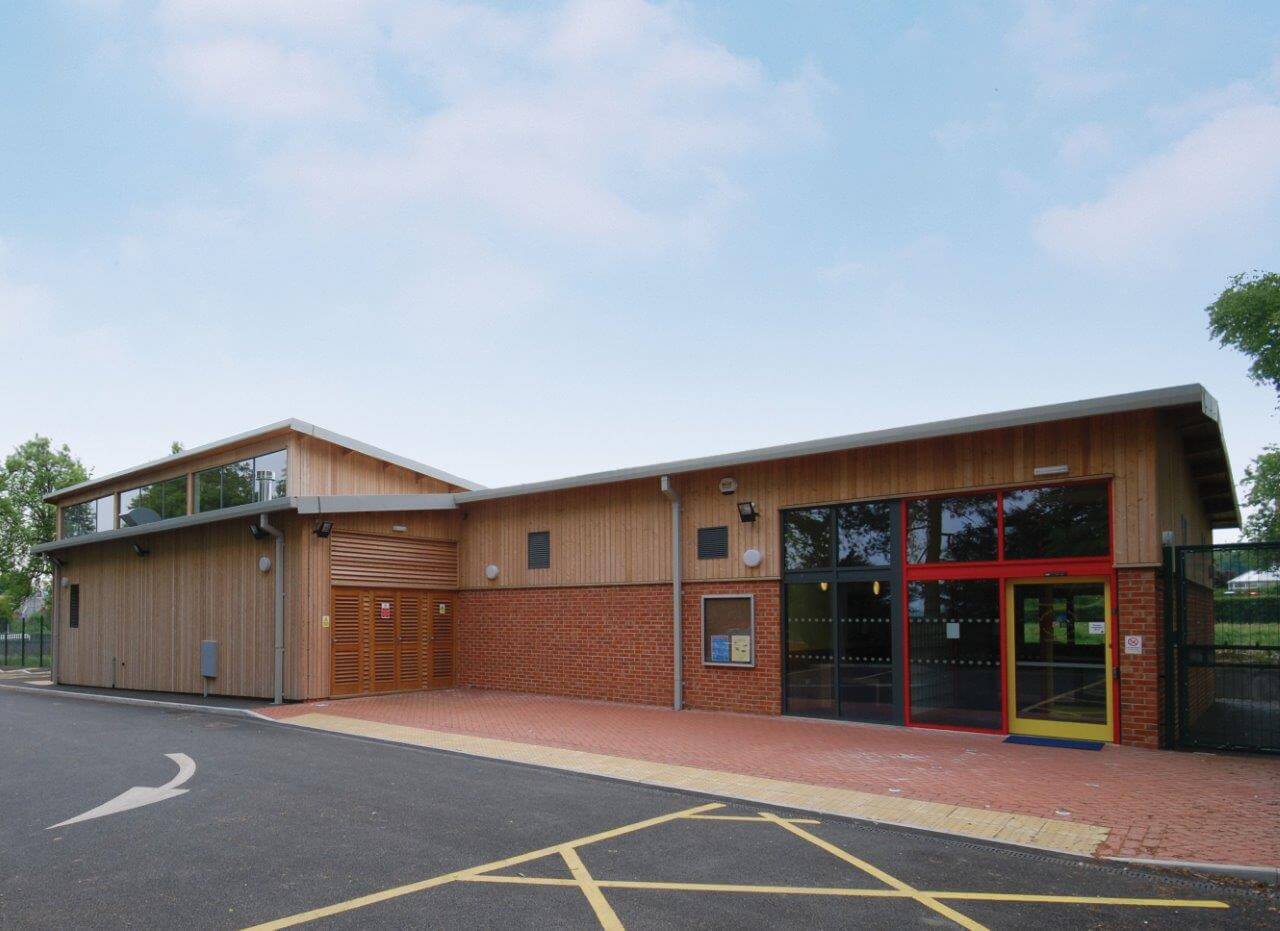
[702,594,755,667]
[527,530,551,570]
[69,584,80,629]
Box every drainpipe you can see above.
[258,514,285,705]
[660,475,682,711]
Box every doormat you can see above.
[1004,735,1104,751]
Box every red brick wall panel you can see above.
[681,581,782,715]
[1117,569,1162,749]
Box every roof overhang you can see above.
[1158,395,1241,531]
[32,494,462,555]
[455,384,1235,508]
[44,419,482,504]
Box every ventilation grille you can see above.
[527,531,550,570]
[69,584,80,629]
[697,526,729,560]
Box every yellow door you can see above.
[1006,579,1113,742]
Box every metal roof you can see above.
[455,384,1235,513]
[44,419,483,503]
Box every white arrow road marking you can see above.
[47,753,196,830]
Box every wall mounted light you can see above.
[314,520,334,538]
[742,548,762,568]
[1033,464,1070,477]
[391,524,408,533]
[484,564,500,580]
[60,577,70,588]
[737,501,759,523]
[248,523,268,540]
[131,543,150,558]
[258,556,272,573]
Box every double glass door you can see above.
[784,578,898,722]
[1007,579,1113,741]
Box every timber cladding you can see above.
[329,531,458,589]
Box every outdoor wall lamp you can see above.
[742,548,763,568]
[484,564,500,580]
[314,520,334,538]
[1033,464,1070,477]
[737,501,759,523]
[131,543,150,558]
[248,523,268,540]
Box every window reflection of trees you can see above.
[907,495,998,563]
[1003,486,1107,559]
[783,507,831,570]
[837,502,892,567]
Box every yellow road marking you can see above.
[682,814,821,824]
[561,846,623,930]
[758,811,987,931]
[240,802,722,930]
[463,875,1227,909]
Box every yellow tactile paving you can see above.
[272,712,1111,857]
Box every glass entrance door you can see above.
[1006,579,1114,742]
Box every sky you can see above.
[1,1,1278,531]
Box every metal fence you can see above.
[1167,542,1280,754]
[0,614,51,669]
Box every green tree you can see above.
[0,436,89,591]
[170,440,184,455]
[1207,271,1280,542]
[1240,445,1280,542]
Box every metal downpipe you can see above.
[660,475,682,711]
[258,514,285,705]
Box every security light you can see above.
[314,520,334,538]
[736,501,758,523]
[248,523,267,540]
[1033,464,1070,477]
[132,543,150,558]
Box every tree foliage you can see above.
[1240,445,1280,543]
[1207,271,1280,400]
[0,436,89,592]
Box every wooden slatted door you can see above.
[330,587,450,697]
[397,592,424,690]
[331,588,366,697]
[428,594,456,688]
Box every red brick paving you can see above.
[260,688,1280,868]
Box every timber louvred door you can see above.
[398,593,424,690]
[428,595,456,688]
[331,589,365,697]
[371,593,399,693]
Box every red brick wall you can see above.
[681,581,782,715]
[1117,568,1162,748]
[457,584,674,706]
[456,581,785,713]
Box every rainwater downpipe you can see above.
[258,513,285,705]
[660,475,682,711]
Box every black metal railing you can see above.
[0,613,51,670]
[1169,542,1279,753]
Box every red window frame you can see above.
[899,480,1116,736]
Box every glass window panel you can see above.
[62,502,95,538]
[158,475,188,519]
[1003,484,1109,560]
[120,476,188,525]
[93,495,114,533]
[907,580,1001,729]
[838,580,894,723]
[836,501,893,568]
[195,467,222,513]
[785,582,835,716]
[703,597,753,665]
[254,449,288,499]
[906,495,998,564]
[1013,583,1107,725]
[783,507,832,571]
[221,459,257,508]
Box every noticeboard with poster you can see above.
[702,595,754,666]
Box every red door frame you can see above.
[898,481,1119,741]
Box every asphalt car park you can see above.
[0,686,1275,930]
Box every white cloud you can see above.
[148,0,823,249]
[1007,0,1120,99]
[1058,122,1112,165]
[1034,104,1280,268]
[164,36,364,120]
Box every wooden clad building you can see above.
[35,385,1237,749]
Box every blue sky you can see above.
[1,1,1277,530]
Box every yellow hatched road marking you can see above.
[466,874,1228,908]
[240,801,722,931]
[560,846,623,931]
[758,810,987,931]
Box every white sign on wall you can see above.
[1124,635,1143,655]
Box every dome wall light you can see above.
[742,548,763,569]
[258,556,272,573]
[484,564,500,580]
